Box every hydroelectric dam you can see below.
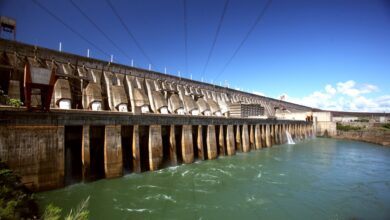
[0,39,315,191]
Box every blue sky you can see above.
[1,0,389,112]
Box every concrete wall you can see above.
[276,111,336,136]
[0,125,64,191]
[335,130,390,146]
[0,110,310,191]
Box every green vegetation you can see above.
[7,98,23,108]
[353,119,369,122]
[0,160,39,219]
[1,160,90,220]
[0,87,23,108]
[336,123,364,131]
[382,123,390,130]
[42,197,90,220]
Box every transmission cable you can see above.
[104,0,154,66]
[200,0,230,79]
[183,0,189,75]
[31,0,110,58]
[69,0,133,62]
[214,0,272,81]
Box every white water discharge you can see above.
[286,131,295,144]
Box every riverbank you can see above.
[332,130,390,147]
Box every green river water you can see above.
[38,138,390,219]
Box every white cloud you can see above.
[325,84,336,95]
[336,80,378,97]
[281,80,390,112]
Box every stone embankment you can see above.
[333,130,390,147]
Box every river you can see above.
[38,138,390,219]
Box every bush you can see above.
[382,123,390,130]
[353,119,369,122]
[0,87,23,108]
[7,98,23,108]
[1,160,90,220]
[42,197,90,220]
[336,123,363,131]
[0,160,39,219]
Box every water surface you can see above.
[38,138,390,219]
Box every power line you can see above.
[214,0,272,81]
[104,0,154,66]
[201,0,230,79]
[183,0,188,75]
[31,0,110,58]
[69,0,133,62]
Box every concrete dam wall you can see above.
[0,39,313,191]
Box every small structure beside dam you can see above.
[1,39,315,191]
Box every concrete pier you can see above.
[149,125,163,170]
[235,125,242,152]
[132,125,141,173]
[82,125,90,180]
[255,124,262,149]
[196,125,205,160]
[226,125,236,156]
[242,124,250,152]
[249,125,255,150]
[206,125,218,160]
[274,124,280,144]
[181,125,194,164]
[265,124,272,147]
[261,125,266,147]
[218,125,226,156]
[169,125,178,165]
[104,125,123,178]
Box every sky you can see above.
[1,0,389,112]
